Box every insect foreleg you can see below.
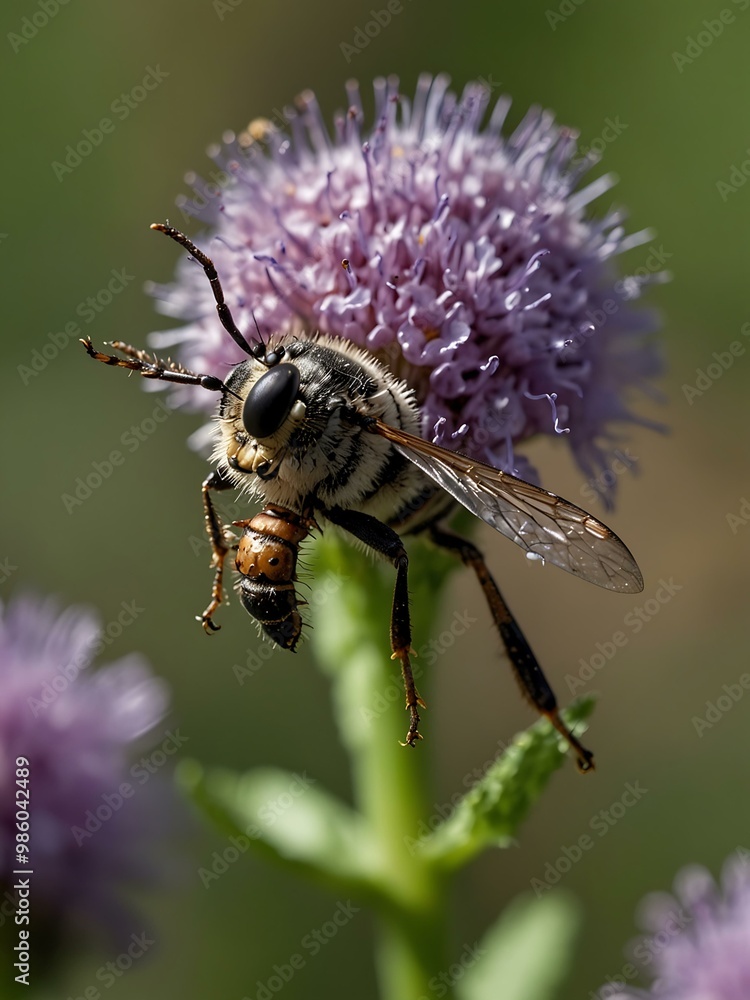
[200,469,237,634]
[323,506,425,747]
[427,525,595,773]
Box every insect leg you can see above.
[428,525,595,772]
[200,469,237,634]
[323,506,424,747]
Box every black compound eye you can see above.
[242,364,301,439]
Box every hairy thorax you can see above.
[213,334,436,526]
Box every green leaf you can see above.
[415,698,595,869]
[456,892,581,1000]
[177,760,383,899]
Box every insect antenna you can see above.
[79,337,242,400]
[150,222,261,360]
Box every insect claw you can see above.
[198,614,221,634]
[543,709,595,772]
[399,730,423,748]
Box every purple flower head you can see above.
[149,74,663,499]
[599,855,750,999]
[0,594,170,949]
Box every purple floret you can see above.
[599,857,750,999]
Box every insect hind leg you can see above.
[428,524,595,773]
[324,506,425,747]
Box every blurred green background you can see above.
[1,0,749,996]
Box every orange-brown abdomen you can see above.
[233,505,314,650]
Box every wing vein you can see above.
[371,420,643,593]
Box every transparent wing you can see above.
[372,420,644,593]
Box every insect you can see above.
[82,223,644,771]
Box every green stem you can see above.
[311,534,457,1000]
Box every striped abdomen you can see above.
[234,505,313,650]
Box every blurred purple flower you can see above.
[0,594,170,946]
[600,856,750,999]
[149,73,662,496]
